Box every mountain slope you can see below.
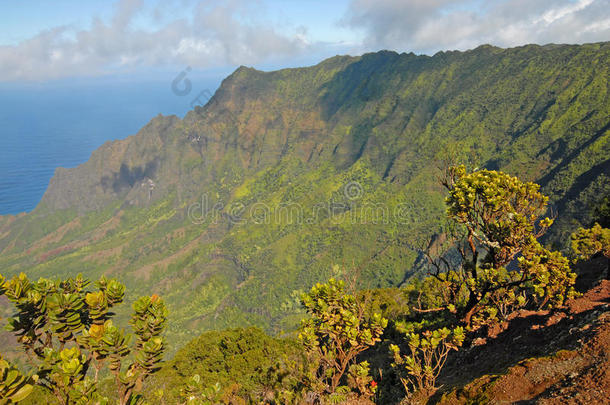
[0,42,608,349]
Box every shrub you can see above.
[298,278,387,399]
[519,240,578,308]
[390,326,464,398]
[0,353,37,404]
[0,273,167,405]
[571,223,610,279]
[151,327,300,403]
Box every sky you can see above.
[0,0,609,82]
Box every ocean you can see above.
[0,75,221,215]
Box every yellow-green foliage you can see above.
[445,165,552,268]
[179,375,222,405]
[346,361,377,400]
[571,223,610,260]
[390,326,464,396]
[519,240,579,308]
[298,278,387,397]
[0,354,36,404]
[436,166,578,325]
[0,275,37,404]
[0,273,167,405]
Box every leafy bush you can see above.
[151,327,300,403]
[519,240,578,308]
[571,223,610,279]
[0,273,167,405]
[0,353,37,404]
[346,361,377,400]
[390,326,464,397]
[298,278,387,400]
[444,165,553,268]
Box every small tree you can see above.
[390,326,464,397]
[298,278,387,399]
[571,223,610,279]
[429,166,577,326]
[0,272,168,405]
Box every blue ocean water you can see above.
[0,76,221,215]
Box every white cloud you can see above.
[343,0,610,54]
[535,0,594,25]
[0,0,310,81]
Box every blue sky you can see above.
[0,0,608,81]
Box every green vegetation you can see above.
[0,43,608,385]
[390,326,464,398]
[571,223,610,260]
[571,223,610,278]
[297,278,386,401]
[179,376,222,404]
[151,327,300,403]
[0,353,36,403]
[0,43,610,403]
[376,166,581,401]
[0,273,167,404]
[435,165,577,326]
[136,168,604,404]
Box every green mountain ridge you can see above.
[1,42,609,350]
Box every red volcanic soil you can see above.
[436,270,609,405]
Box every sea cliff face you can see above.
[39,115,178,213]
[1,42,608,347]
